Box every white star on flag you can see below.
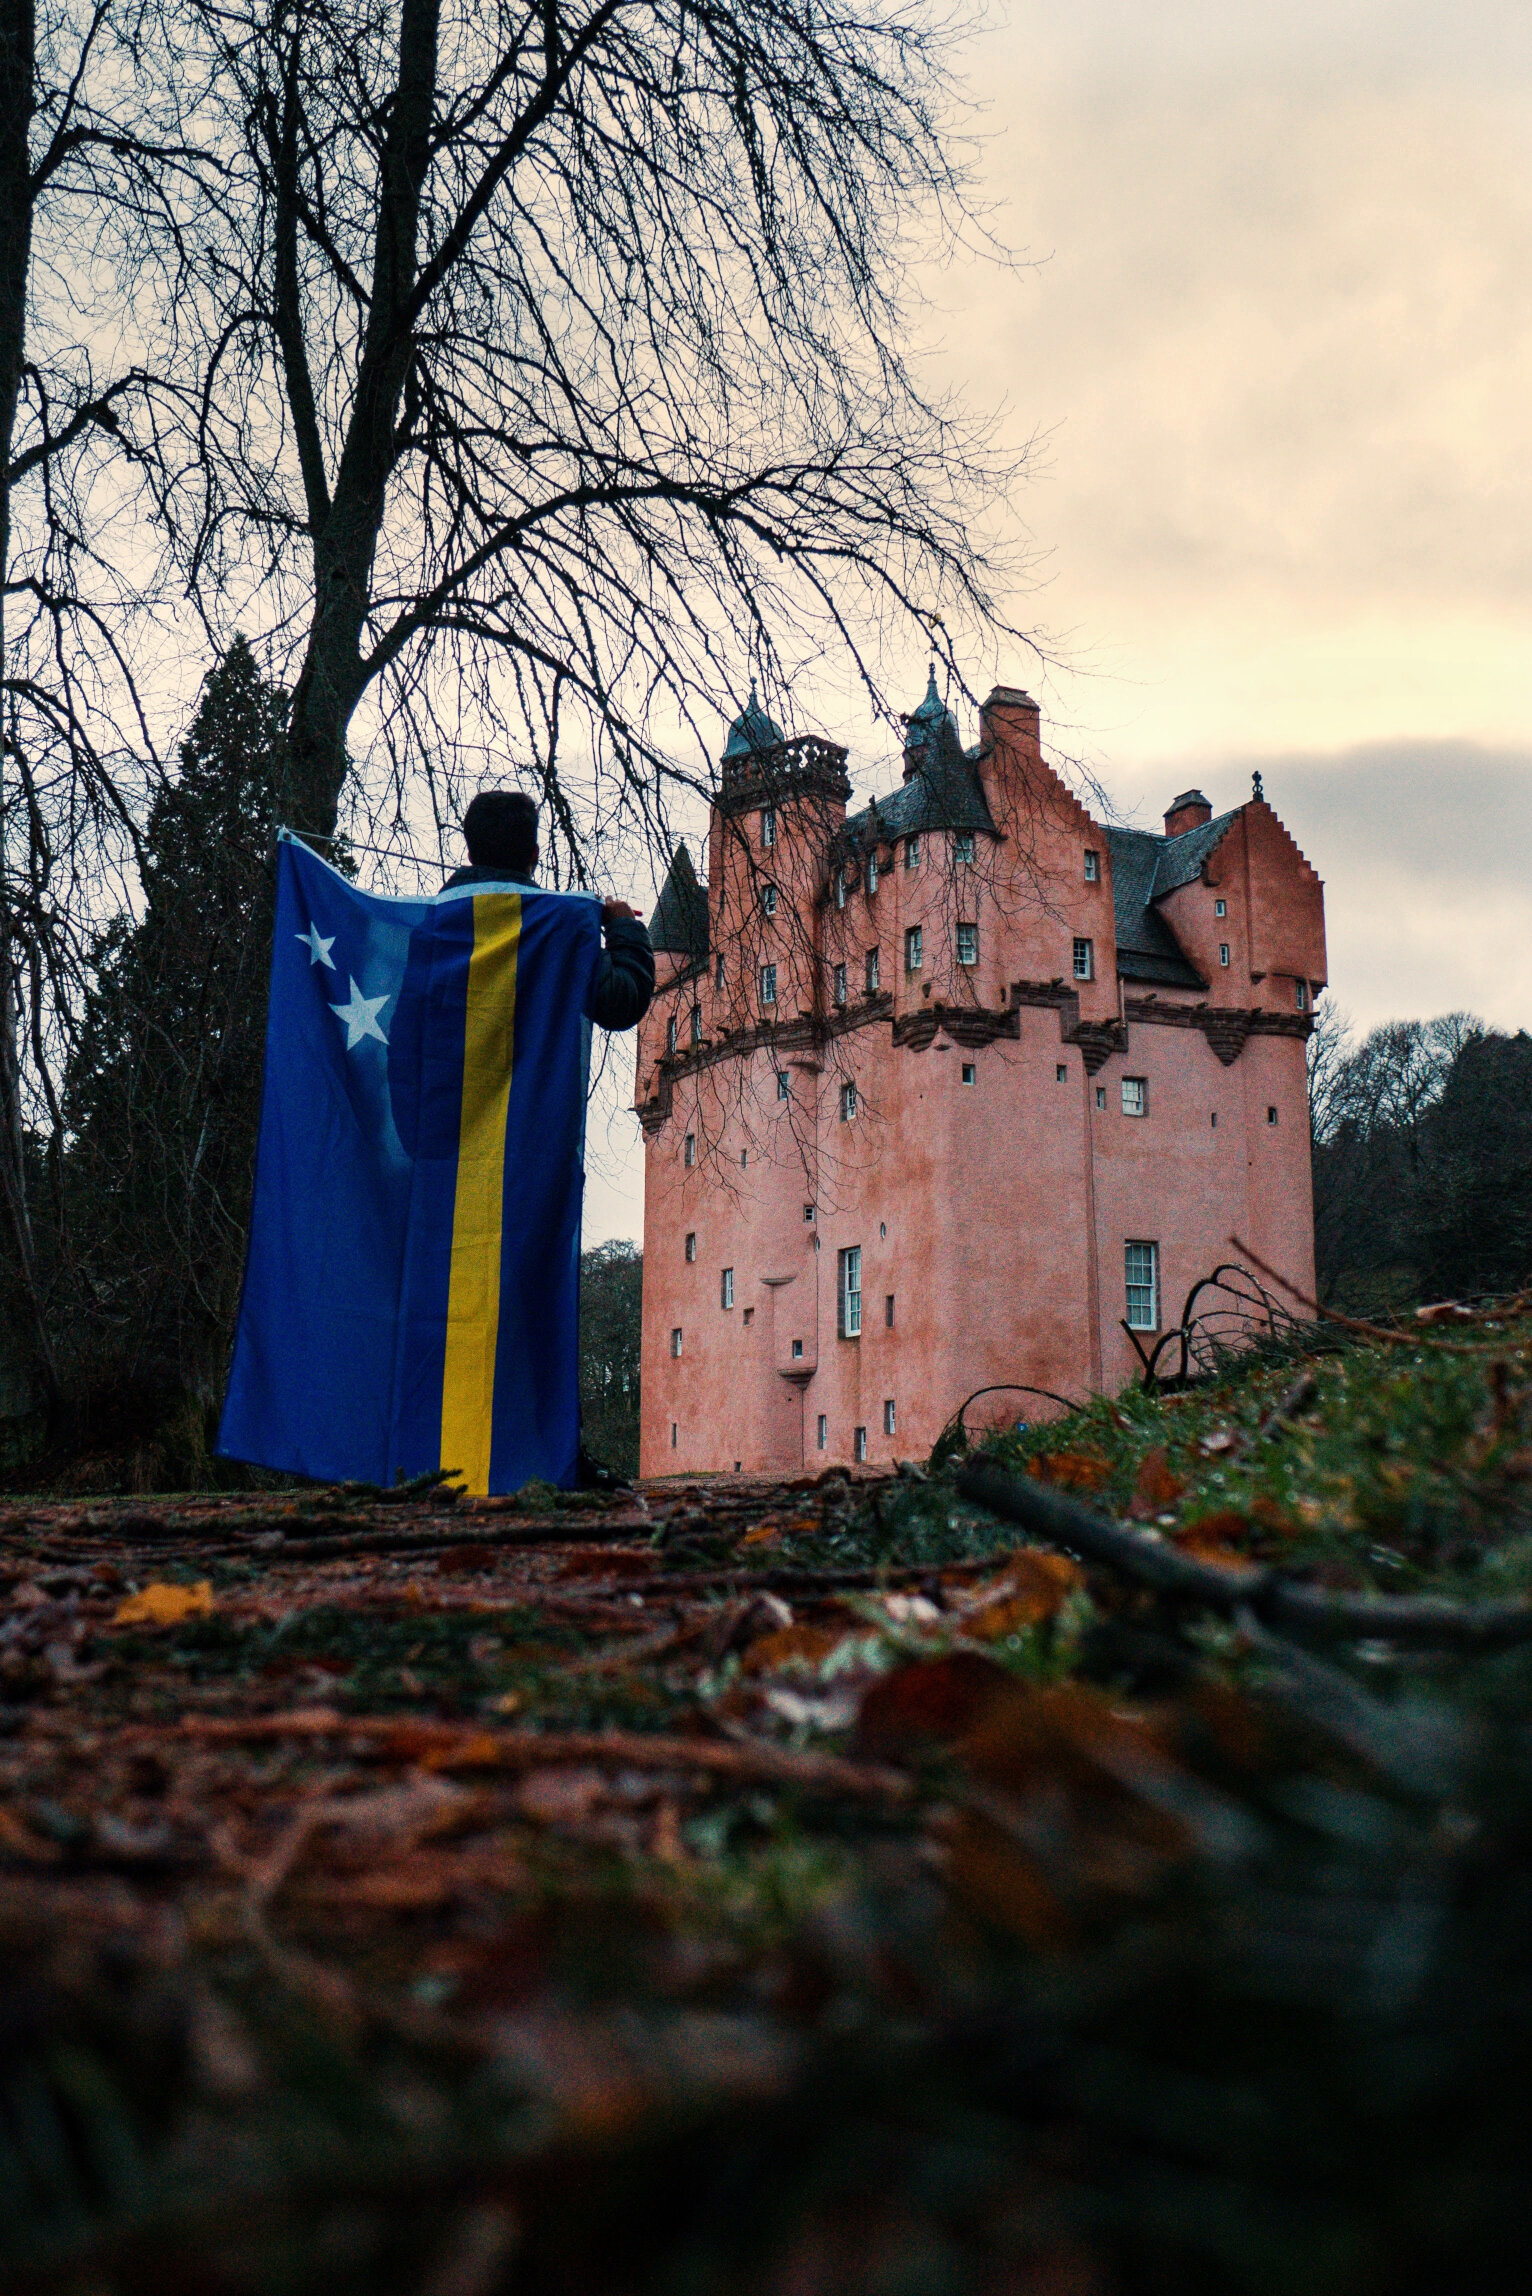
[296,923,336,969]
[329,977,390,1049]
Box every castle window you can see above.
[1296,980,1308,1010]
[904,925,923,971]
[777,1070,790,1100]
[834,866,848,909]
[840,1080,857,1121]
[956,922,978,966]
[671,1422,678,1449]
[762,882,778,917]
[817,1414,828,1450]
[670,1326,684,1357]
[1219,943,1230,967]
[885,1293,895,1327]
[690,1003,702,1045]
[954,832,975,865]
[759,962,777,1007]
[1214,898,1227,918]
[684,1231,696,1261]
[721,1268,734,1309]
[684,1133,696,1166]
[883,1399,896,1437]
[1267,1105,1279,1125]
[791,1338,804,1358]
[715,953,725,989]
[854,1425,868,1463]
[1056,1063,1068,1083]
[1072,937,1094,981]
[666,1015,677,1054]
[961,1061,976,1084]
[742,1306,754,1326]
[865,947,880,994]
[1095,1086,1106,1110]
[740,1149,748,1168]
[904,834,921,870]
[1083,849,1100,882]
[866,855,880,896]
[1122,1076,1147,1117]
[804,1203,816,1221]
[1125,1241,1159,1331]
[761,806,776,848]
[833,962,848,1006]
[1210,1112,1218,1128]
[838,1246,862,1338]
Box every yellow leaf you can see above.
[112,1579,215,1627]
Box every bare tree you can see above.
[163,0,1027,855]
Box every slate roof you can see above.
[721,683,784,763]
[844,670,996,848]
[1105,811,1237,990]
[649,842,709,961]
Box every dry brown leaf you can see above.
[1131,1448,1185,1510]
[740,1520,782,1548]
[1028,1451,1112,1493]
[957,1551,1081,1639]
[738,1621,852,1674]
[113,1580,215,1627]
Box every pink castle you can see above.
[634,677,1326,1476]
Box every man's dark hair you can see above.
[463,789,539,872]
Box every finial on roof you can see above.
[722,680,784,762]
[1252,770,1265,803]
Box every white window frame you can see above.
[904,924,923,972]
[690,1003,702,1044]
[961,1061,976,1085]
[760,805,777,848]
[839,1080,857,1121]
[1083,849,1100,882]
[956,922,978,967]
[1072,936,1094,981]
[762,882,777,917]
[666,1016,677,1054]
[684,1231,696,1262]
[1219,943,1230,968]
[865,947,880,994]
[791,1338,804,1359]
[904,834,920,870]
[816,1413,828,1450]
[834,866,848,910]
[833,961,848,1006]
[777,1069,790,1100]
[1122,1076,1147,1118]
[670,1326,684,1357]
[1124,1241,1159,1332]
[866,855,879,896]
[954,832,975,866]
[1056,1063,1068,1083]
[684,1132,696,1167]
[838,1245,862,1338]
[1214,898,1227,918]
[720,1267,734,1310]
[853,1425,868,1463]
[1296,980,1308,1010]
[759,962,777,1007]
[883,1399,896,1437]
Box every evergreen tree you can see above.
[59,639,285,1410]
[578,1243,642,1477]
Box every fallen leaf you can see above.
[739,1622,852,1674]
[1131,1448,1185,1509]
[113,1579,215,1627]
[740,1520,782,1548]
[956,1551,1081,1638]
[857,1653,1011,1759]
[1173,1510,1256,1568]
[1029,1451,1112,1493]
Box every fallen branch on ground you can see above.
[955,1457,1532,1649]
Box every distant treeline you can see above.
[1310,1006,1532,1312]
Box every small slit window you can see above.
[690,1003,702,1045]
[791,1337,803,1358]
[1214,898,1227,918]
[720,1268,734,1310]
[715,953,725,989]
[885,1293,895,1328]
[833,961,848,1007]
[1267,1104,1279,1126]
[777,1070,790,1100]
[840,1080,857,1121]
[1095,1085,1106,1110]
[666,1016,677,1054]
[684,1231,696,1262]
[904,925,923,971]
[866,855,879,896]
[816,1413,828,1450]
[961,1061,976,1085]
[1056,1063,1068,1083]
[865,947,880,994]
[1219,943,1230,968]
[854,1426,868,1463]
[1072,937,1093,981]
[684,1133,696,1167]
[883,1399,896,1436]
[1296,981,1308,1010]
[760,806,776,848]
[834,867,847,910]
[670,1326,684,1358]
[761,883,777,917]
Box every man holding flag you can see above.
[218,796,653,1495]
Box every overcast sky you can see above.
[582,0,1532,1246]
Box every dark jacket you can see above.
[442,865,655,1031]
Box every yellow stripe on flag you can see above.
[440,893,520,1494]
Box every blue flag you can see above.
[218,834,602,1492]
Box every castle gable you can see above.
[1106,826,1209,990]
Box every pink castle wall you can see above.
[634,687,1326,1476]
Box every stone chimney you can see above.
[1164,788,1212,837]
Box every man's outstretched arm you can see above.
[588,899,655,1030]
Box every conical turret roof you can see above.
[722,681,784,762]
[649,842,710,960]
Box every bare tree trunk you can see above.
[0,0,60,1422]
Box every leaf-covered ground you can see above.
[5,1315,1532,2295]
